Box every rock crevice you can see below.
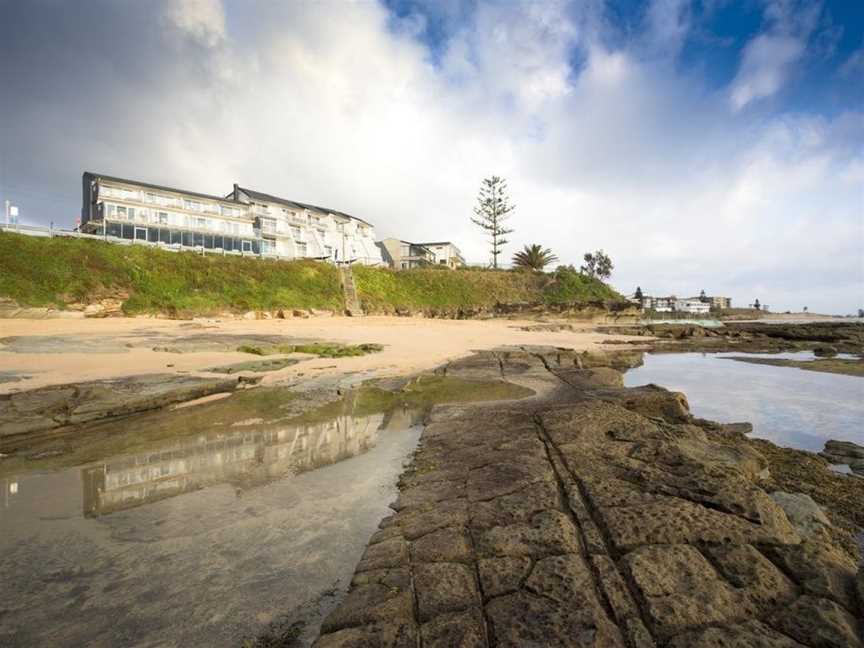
[314,348,863,647]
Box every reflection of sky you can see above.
[624,353,864,452]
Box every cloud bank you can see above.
[0,0,861,313]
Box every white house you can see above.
[674,298,711,315]
[416,241,465,269]
[80,172,384,264]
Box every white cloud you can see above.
[164,0,226,46]
[0,0,861,313]
[729,34,805,110]
[728,0,823,111]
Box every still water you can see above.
[0,388,424,647]
[624,352,864,451]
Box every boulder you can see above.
[770,492,831,537]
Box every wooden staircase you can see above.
[339,264,363,317]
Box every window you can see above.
[325,245,332,257]
[290,226,301,239]
[242,240,252,253]
[184,199,202,212]
[116,205,128,220]
[296,242,307,256]
[196,217,207,229]
[439,260,447,265]
[157,212,168,225]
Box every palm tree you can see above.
[512,244,558,271]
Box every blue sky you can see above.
[0,0,862,312]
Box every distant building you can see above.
[376,238,435,269]
[642,296,676,312]
[709,296,731,310]
[415,241,465,269]
[80,172,383,264]
[675,298,711,315]
[639,293,730,314]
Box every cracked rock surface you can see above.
[314,348,863,647]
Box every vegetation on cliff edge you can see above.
[0,232,623,316]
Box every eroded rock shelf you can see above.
[314,349,863,647]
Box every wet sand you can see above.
[0,316,635,394]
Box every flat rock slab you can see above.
[204,357,300,374]
[0,374,239,438]
[314,348,864,647]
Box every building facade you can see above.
[674,298,711,315]
[416,241,465,269]
[376,238,435,269]
[229,186,382,264]
[640,293,730,313]
[642,296,676,312]
[376,238,464,270]
[80,172,383,264]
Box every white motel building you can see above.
[80,172,384,264]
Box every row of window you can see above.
[97,186,375,238]
[99,185,245,218]
[104,203,253,236]
[100,222,334,259]
[254,203,325,226]
[103,222,259,253]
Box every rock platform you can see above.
[314,348,863,647]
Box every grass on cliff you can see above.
[0,232,343,315]
[353,264,622,310]
[0,232,623,316]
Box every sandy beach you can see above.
[0,316,636,394]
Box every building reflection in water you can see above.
[82,405,422,517]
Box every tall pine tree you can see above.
[472,176,515,269]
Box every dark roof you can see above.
[84,172,241,205]
[236,186,372,227]
[416,241,457,247]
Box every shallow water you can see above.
[0,389,423,648]
[624,352,864,452]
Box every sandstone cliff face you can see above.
[315,349,863,647]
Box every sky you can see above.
[0,0,862,314]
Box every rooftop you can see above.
[235,186,372,227]
[85,172,242,206]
